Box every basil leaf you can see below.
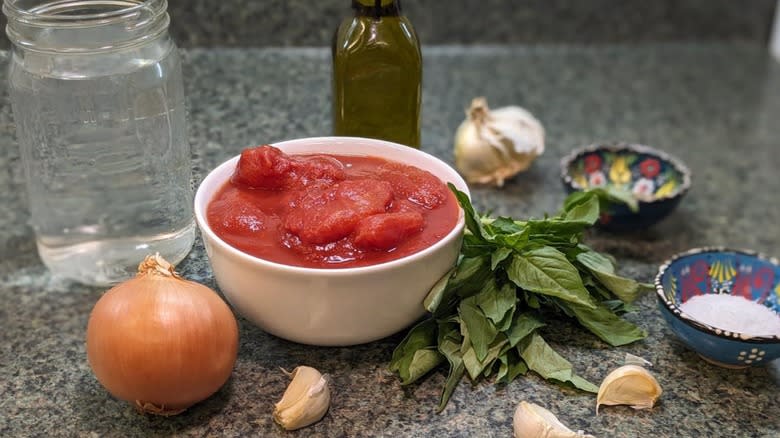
[640,282,654,290]
[568,375,600,393]
[562,190,594,213]
[475,280,517,327]
[482,363,496,378]
[450,256,487,287]
[489,216,524,234]
[505,312,546,347]
[577,250,643,303]
[508,247,595,309]
[576,248,615,273]
[461,234,493,257]
[491,247,514,270]
[497,348,528,384]
[494,226,531,251]
[449,184,489,241]
[461,347,482,381]
[451,255,492,299]
[496,354,509,383]
[525,220,589,245]
[595,272,643,303]
[583,275,613,300]
[459,316,471,356]
[390,318,439,384]
[602,299,640,314]
[602,185,639,212]
[587,186,639,212]
[459,297,498,362]
[438,319,462,349]
[525,292,541,309]
[424,267,455,313]
[495,304,517,332]
[437,320,465,412]
[563,300,647,346]
[463,335,509,381]
[406,349,444,385]
[562,192,599,224]
[518,332,598,393]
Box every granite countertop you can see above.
[1,44,779,437]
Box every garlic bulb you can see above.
[513,401,596,438]
[596,365,662,414]
[273,366,331,430]
[454,97,545,187]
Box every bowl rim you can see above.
[194,136,468,277]
[559,142,692,204]
[654,246,780,344]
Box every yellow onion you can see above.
[86,254,239,416]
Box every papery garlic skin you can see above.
[454,97,545,187]
[513,401,596,438]
[273,366,331,430]
[596,365,662,414]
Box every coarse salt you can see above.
[679,294,780,337]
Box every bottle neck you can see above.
[352,0,402,18]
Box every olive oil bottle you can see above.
[332,0,422,148]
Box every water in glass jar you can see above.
[9,41,195,286]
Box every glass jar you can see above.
[332,0,422,148]
[4,0,195,286]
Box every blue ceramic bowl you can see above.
[560,143,691,231]
[655,248,780,368]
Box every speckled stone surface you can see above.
[1,44,779,437]
[0,0,777,49]
[163,0,779,47]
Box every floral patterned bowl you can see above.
[560,143,691,231]
[655,248,780,368]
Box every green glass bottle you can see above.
[332,0,422,148]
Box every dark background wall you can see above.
[1,0,777,48]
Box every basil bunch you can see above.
[390,185,651,411]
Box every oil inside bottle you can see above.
[332,0,422,148]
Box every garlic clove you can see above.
[454,119,509,184]
[513,401,596,438]
[596,365,662,414]
[273,366,331,431]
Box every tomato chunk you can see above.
[232,145,292,190]
[390,199,419,213]
[284,179,393,244]
[354,211,424,251]
[207,189,271,234]
[233,146,349,190]
[290,155,346,186]
[378,162,448,209]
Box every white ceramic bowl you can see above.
[194,136,468,346]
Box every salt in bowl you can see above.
[655,247,780,368]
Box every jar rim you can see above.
[4,0,171,54]
[3,0,166,28]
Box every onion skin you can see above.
[86,255,239,415]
